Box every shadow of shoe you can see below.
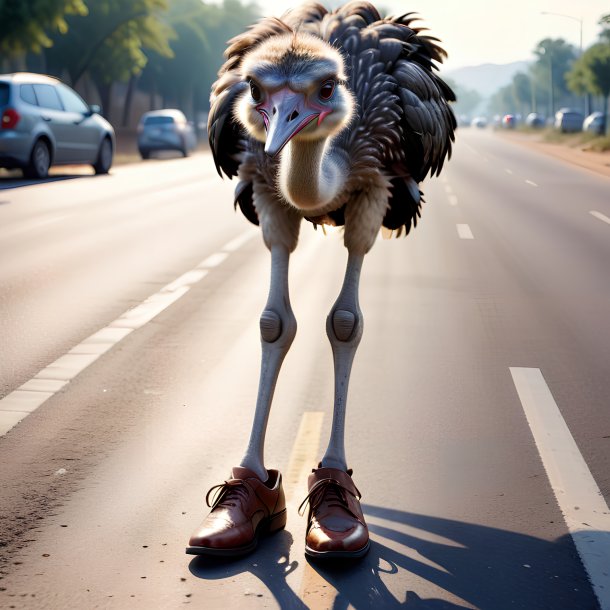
[188,529,308,609]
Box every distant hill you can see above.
[443,61,531,98]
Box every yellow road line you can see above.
[282,411,341,608]
[284,411,324,502]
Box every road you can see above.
[0,130,609,609]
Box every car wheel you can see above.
[139,148,150,160]
[93,137,113,174]
[24,139,51,179]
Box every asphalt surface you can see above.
[0,130,609,609]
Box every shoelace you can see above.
[298,477,362,522]
[206,479,251,510]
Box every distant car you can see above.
[471,116,487,128]
[583,112,606,135]
[137,110,196,159]
[501,114,516,129]
[554,108,584,133]
[0,72,115,179]
[525,112,545,128]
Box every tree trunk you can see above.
[122,75,137,128]
[606,94,610,137]
[97,82,114,122]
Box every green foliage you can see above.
[567,42,610,135]
[0,0,87,56]
[140,0,260,113]
[45,0,173,85]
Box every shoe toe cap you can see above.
[307,521,369,553]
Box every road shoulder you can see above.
[496,131,610,179]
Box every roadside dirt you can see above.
[497,130,610,179]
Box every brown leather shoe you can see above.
[299,466,369,559]
[186,467,286,557]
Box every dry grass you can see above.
[514,126,610,153]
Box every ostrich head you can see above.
[236,32,355,158]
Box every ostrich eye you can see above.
[250,81,262,102]
[319,80,335,101]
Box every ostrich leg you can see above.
[320,251,364,471]
[239,243,297,481]
[301,250,370,560]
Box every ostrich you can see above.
[188,1,455,559]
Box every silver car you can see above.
[0,72,115,179]
[137,109,196,159]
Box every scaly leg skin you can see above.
[320,252,364,472]
[239,244,297,482]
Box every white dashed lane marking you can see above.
[456,223,474,239]
[590,210,610,226]
[448,195,459,206]
[525,179,538,187]
[510,367,610,610]
[0,228,259,437]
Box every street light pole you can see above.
[540,11,587,114]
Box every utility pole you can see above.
[540,12,586,115]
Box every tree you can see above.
[488,84,516,117]
[140,0,259,118]
[568,43,610,135]
[530,38,578,116]
[44,0,174,115]
[0,0,87,58]
[600,13,610,43]
[512,72,532,116]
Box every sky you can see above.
[252,0,609,70]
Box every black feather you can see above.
[209,1,456,236]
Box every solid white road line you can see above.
[456,223,474,239]
[0,228,259,437]
[590,210,610,226]
[510,367,610,610]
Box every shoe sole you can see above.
[185,508,287,557]
[304,540,370,561]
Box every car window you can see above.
[0,83,9,106]
[144,116,175,125]
[56,84,89,113]
[33,84,63,110]
[20,84,38,106]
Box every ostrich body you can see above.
[208,2,455,482]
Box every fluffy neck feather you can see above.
[277,138,347,212]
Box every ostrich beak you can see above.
[262,89,319,158]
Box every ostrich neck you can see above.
[278,138,347,211]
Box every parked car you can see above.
[583,112,606,135]
[0,72,114,179]
[501,114,516,129]
[554,108,584,133]
[525,112,545,128]
[471,116,487,128]
[137,109,196,159]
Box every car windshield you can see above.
[144,116,175,126]
[0,83,9,106]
